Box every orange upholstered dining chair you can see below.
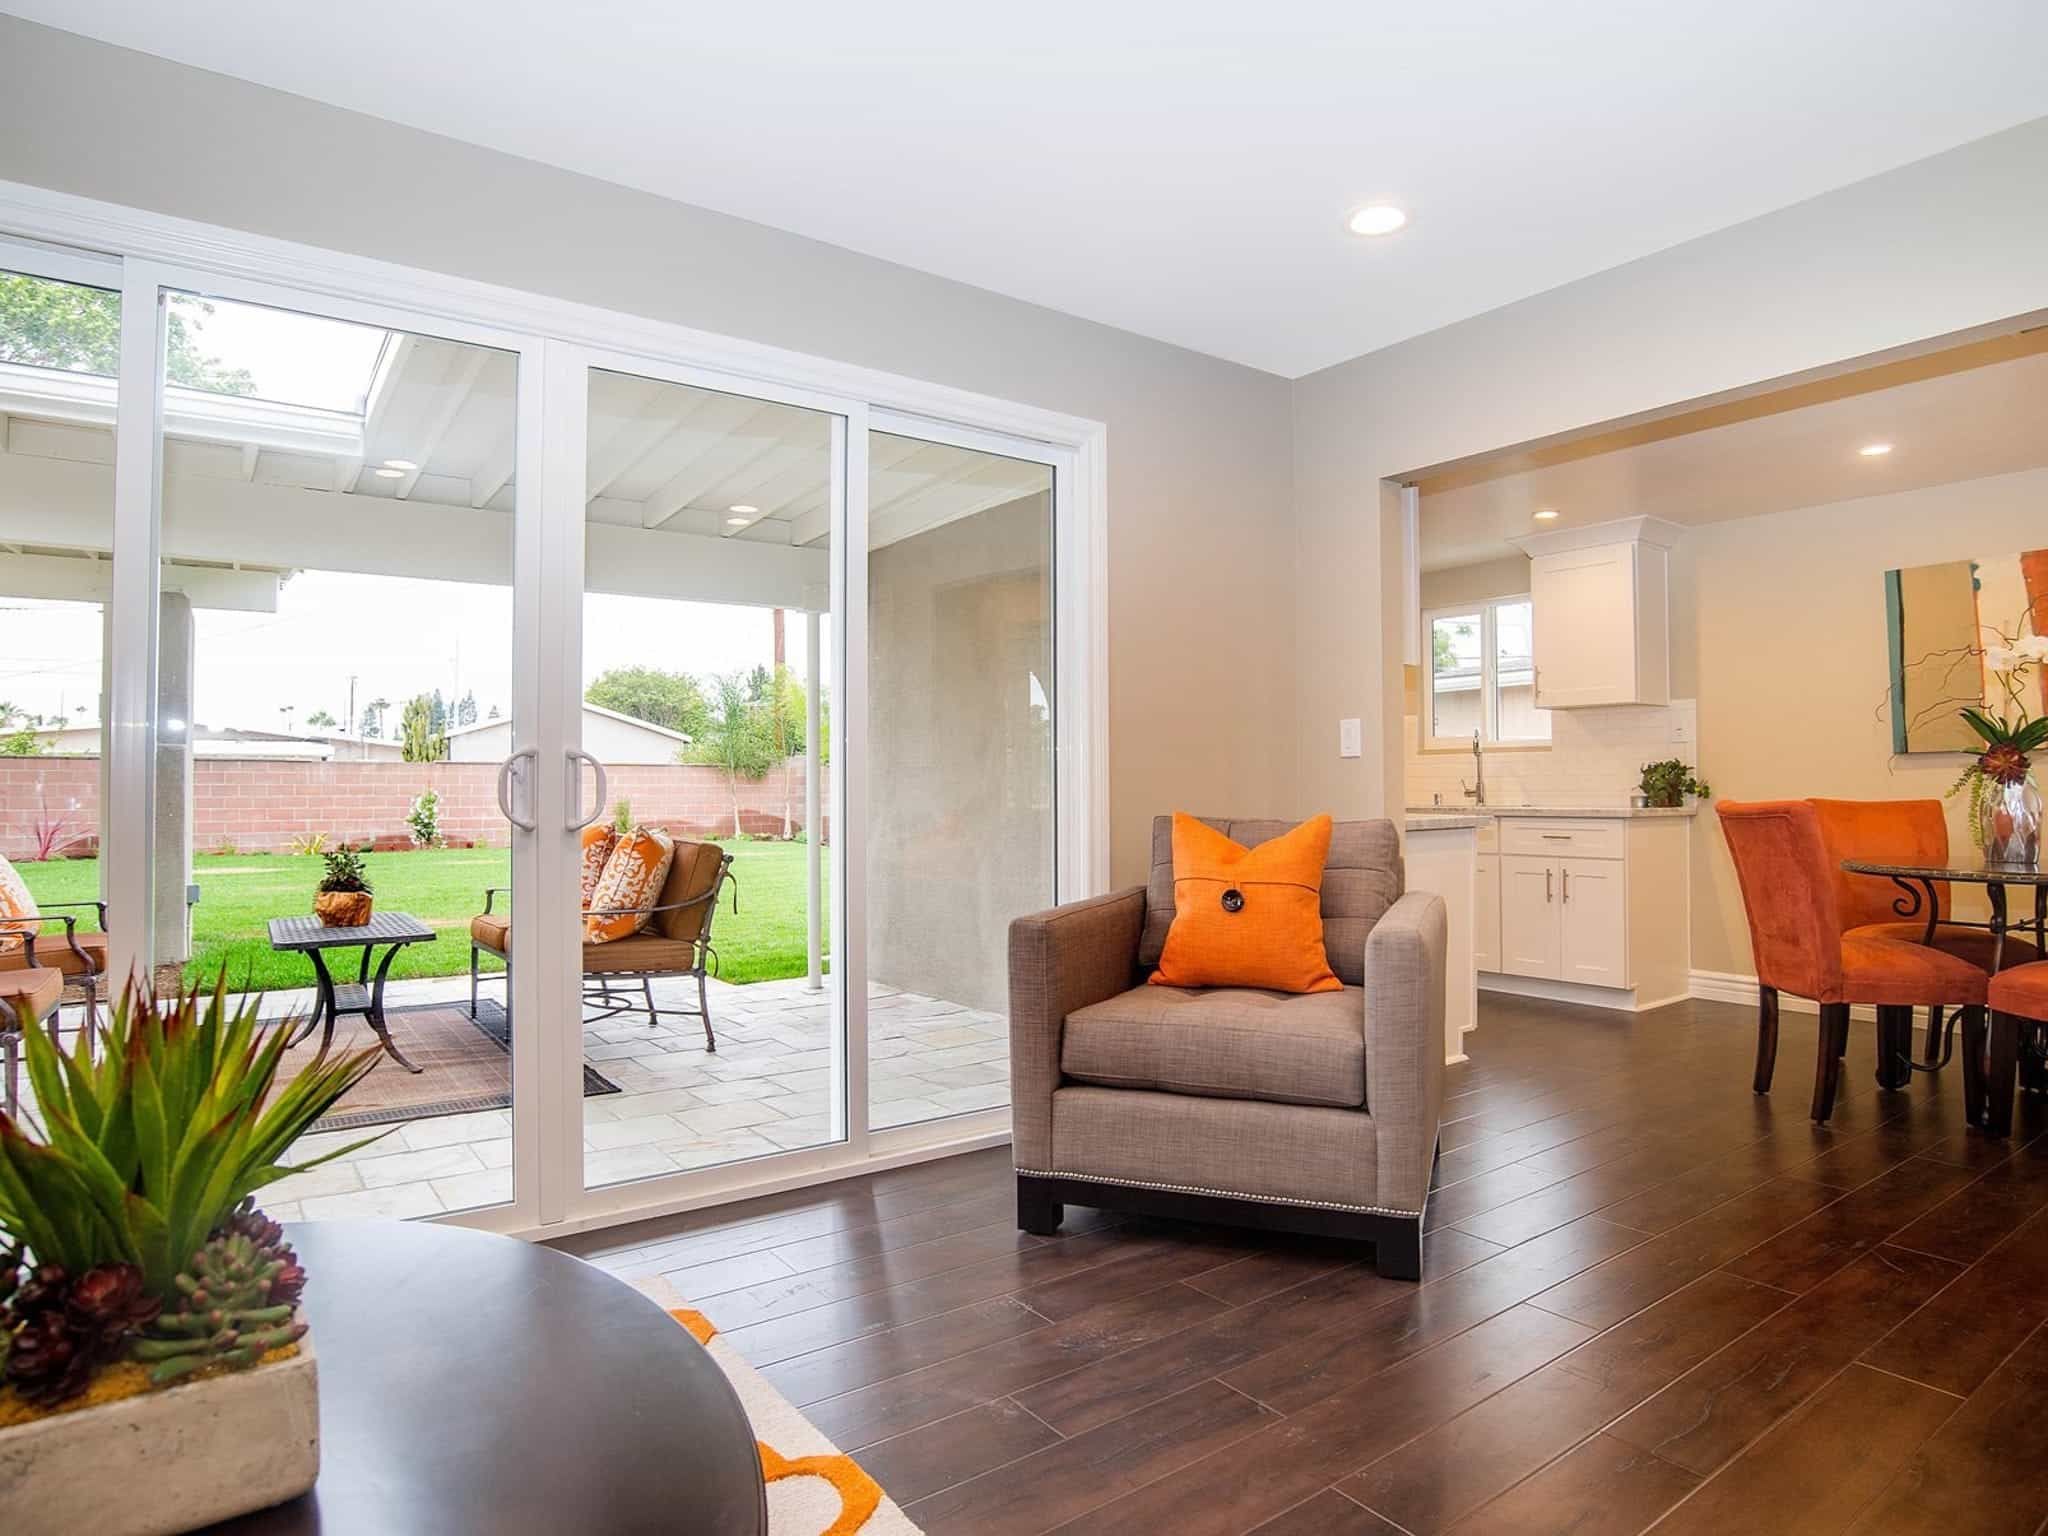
[1809,798,2038,1066]
[1984,962,2048,1138]
[1717,800,1991,1123]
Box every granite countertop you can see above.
[1404,804,1699,820]
[1404,814,1489,832]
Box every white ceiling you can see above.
[9,3,2048,377]
[1420,344,2048,570]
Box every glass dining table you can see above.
[1841,856,2048,1097]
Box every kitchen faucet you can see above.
[1460,729,1486,806]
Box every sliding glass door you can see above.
[566,355,846,1201]
[8,201,1100,1242]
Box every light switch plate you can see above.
[1338,718,1362,758]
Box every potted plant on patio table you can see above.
[312,844,374,927]
[0,978,381,1534]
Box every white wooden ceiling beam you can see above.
[394,348,486,500]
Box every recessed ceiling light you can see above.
[381,458,418,471]
[1859,442,1894,457]
[372,466,405,479]
[724,516,750,527]
[1346,203,1408,238]
[1532,508,1560,521]
[727,503,758,515]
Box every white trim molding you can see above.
[1688,970,1898,1027]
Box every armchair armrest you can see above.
[482,886,510,914]
[17,912,91,974]
[1363,891,1448,1216]
[39,899,108,929]
[1007,886,1146,1169]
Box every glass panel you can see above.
[1492,598,1549,742]
[1429,611,1482,741]
[150,288,521,1219]
[581,368,838,1189]
[0,265,115,1025]
[866,431,1054,1130]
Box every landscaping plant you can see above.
[406,787,443,849]
[0,978,379,1409]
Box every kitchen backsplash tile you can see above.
[1405,699,1699,809]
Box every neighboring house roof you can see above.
[444,701,692,745]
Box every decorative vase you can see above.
[0,1327,318,1536]
[313,889,373,926]
[1980,773,2043,866]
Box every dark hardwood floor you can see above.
[550,993,2048,1535]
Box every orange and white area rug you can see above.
[631,1275,925,1536]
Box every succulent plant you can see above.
[316,844,372,894]
[1,1259,160,1407]
[129,1229,307,1385]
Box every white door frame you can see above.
[0,177,1109,1242]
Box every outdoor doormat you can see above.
[268,998,620,1132]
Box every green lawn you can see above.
[17,841,827,993]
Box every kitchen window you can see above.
[1424,596,1551,749]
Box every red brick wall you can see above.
[0,755,826,859]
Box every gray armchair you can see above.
[1008,816,1447,1280]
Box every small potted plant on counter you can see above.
[312,844,373,926]
[0,978,381,1534]
[1638,759,1711,809]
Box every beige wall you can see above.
[868,492,1054,1012]
[0,17,1295,890]
[1293,116,2048,830]
[1419,554,1530,610]
[1686,466,2048,976]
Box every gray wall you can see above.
[0,17,1296,890]
[868,492,1053,1012]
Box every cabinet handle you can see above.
[1541,833,1571,840]
[1545,868,1553,903]
[1562,868,1571,903]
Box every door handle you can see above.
[496,750,538,832]
[1545,868,1553,903]
[1562,868,1571,903]
[566,748,608,832]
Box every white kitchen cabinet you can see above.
[1521,518,1675,709]
[1482,815,1689,1011]
[1473,853,1501,973]
[1559,857,1626,986]
[1499,855,1561,979]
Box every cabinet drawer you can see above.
[1499,819,1625,860]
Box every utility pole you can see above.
[346,675,358,740]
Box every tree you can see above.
[759,664,809,838]
[360,697,390,739]
[305,709,337,729]
[428,689,449,737]
[682,672,775,838]
[397,694,446,763]
[586,666,709,739]
[1,725,44,757]
[0,276,257,393]
[456,691,478,727]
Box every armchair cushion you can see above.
[580,825,618,910]
[0,853,35,957]
[1063,983,1365,1108]
[1150,814,1342,994]
[1139,816,1400,986]
[0,966,61,1025]
[654,839,726,945]
[586,827,675,943]
[1847,922,2038,973]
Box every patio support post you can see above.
[805,609,823,992]
[153,591,196,970]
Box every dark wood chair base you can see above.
[1985,1013,2048,1138]
[1765,994,1980,1125]
[1016,1172,1424,1281]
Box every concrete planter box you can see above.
[0,1328,319,1536]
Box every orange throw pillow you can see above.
[579,824,618,912]
[585,827,675,944]
[1151,814,1341,993]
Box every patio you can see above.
[241,973,1011,1221]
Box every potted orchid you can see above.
[1947,630,2048,865]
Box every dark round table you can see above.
[1840,856,2048,974]
[210,1221,766,1535]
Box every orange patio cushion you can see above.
[585,827,675,944]
[580,824,618,912]
[1151,813,1341,994]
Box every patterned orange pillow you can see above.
[585,827,675,944]
[1151,813,1341,993]
[0,852,36,958]
[579,825,617,912]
